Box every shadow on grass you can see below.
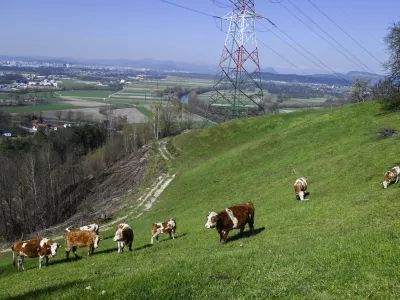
[157,233,188,243]
[134,233,188,250]
[225,227,265,243]
[7,279,90,300]
[93,247,118,255]
[134,244,153,251]
[101,234,115,240]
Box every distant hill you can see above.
[261,67,279,74]
[0,54,384,85]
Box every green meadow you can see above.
[1,101,400,299]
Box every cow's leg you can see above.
[248,213,255,236]
[221,230,230,243]
[128,241,132,252]
[120,242,125,254]
[396,176,399,184]
[39,256,44,269]
[65,250,70,260]
[239,226,245,236]
[45,256,49,267]
[151,233,159,244]
[72,246,79,258]
[17,256,22,272]
[88,245,93,256]
[171,230,175,240]
[17,256,25,271]
[218,230,224,243]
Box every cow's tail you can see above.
[11,245,15,266]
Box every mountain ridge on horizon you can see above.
[0,54,385,84]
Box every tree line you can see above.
[0,98,201,242]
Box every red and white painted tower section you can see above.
[208,0,264,121]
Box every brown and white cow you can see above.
[294,177,308,200]
[205,202,255,243]
[65,230,103,259]
[151,218,176,244]
[65,223,99,235]
[113,224,134,254]
[382,166,400,189]
[11,238,61,271]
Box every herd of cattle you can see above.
[9,166,400,271]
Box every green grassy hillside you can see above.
[1,101,400,299]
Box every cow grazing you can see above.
[382,166,400,189]
[151,218,176,244]
[205,202,255,243]
[65,230,103,259]
[11,238,61,271]
[294,177,308,200]
[113,224,134,254]
[65,223,99,235]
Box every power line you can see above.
[257,20,350,84]
[275,1,371,73]
[210,0,231,9]
[217,0,349,83]
[159,0,221,19]
[307,0,382,65]
[257,38,309,76]
[285,0,374,73]
[257,21,323,70]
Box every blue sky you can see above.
[1,0,399,74]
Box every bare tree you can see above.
[149,102,163,140]
[384,20,400,91]
[55,110,62,120]
[350,78,371,103]
[66,110,74,121]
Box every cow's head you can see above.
[205,212,219,229]
[382,180,389,189]
[298,191,305,200]
[113,228,124,242]
[94,235,104,249]
[50,242,62,257]
[382,172,393,189]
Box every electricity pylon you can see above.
[208,0,265,121]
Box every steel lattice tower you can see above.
[208,0,264,121]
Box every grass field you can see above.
[59,79,98,89]
[0,95,88,113]
[58,90,117,98]
[136,106,152,117]
[282,97,327,105]
[1,101,400,299]
[0,104,88,113]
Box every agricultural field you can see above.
[57,90,118,98]
[59,79,101,89]
[1,104,87,114]
[1,101,400,298]
[0,92,89,113]
[282,97,327,105]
